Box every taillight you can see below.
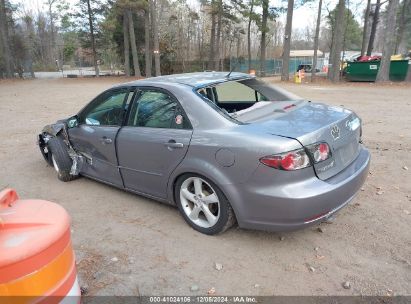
[307,142,331,163]
[260,149,311,171]
[260,142,331,171]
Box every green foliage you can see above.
[62,37,77,60]
[326,4,362,50]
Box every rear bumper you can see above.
[227,146,370,232]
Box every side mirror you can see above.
[67,116,78,128]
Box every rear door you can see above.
[116,88,193,199]
[68,87,134,187]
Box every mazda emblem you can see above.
[331,125,340,140]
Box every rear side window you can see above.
[127,90,190,129]
[196,78,301,116]
[215,81,267,103]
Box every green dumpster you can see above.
[345,60,409,81]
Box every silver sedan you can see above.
[38,72,370,235]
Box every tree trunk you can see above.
[0,0,13,77]
[406,63,411,82]
[394,0,410,54]
[214,0,222,70]
[367,0,381,56]
[48,0,56,60]
[328,0,345,82]
[127,10,141,77]
[247,0,255,72]
[86,0,99,77]
[376,0,400,82]
[220,26,226,71]
[144,9,152,77]
[260,0,269,77]
[24,16,36,78]
[208,0,216,70]
[237,36,240,58]
[281,0,294,81]
[123,12,130,77]
[312,0,322,82]
[360,0,371,56]
[150,0,161,76]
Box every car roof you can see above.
[121,71,254,89]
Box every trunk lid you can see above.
[236,101,361,180]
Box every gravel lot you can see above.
[0,77,410,296]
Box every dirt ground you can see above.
[0,77,410,296]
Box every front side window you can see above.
[81,89,128,126]
[128,89,190,129]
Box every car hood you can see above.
[236,101,362,180]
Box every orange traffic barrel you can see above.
[0,189,80,304]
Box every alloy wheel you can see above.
[180,177,220,228]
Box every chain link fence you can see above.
[26,56,326,79]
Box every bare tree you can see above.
[247,0,255,72]
[395,0,411,54]
[23,14,35,78]
[208,0,216,70]
[214,0,223,70]
[150,0,160,76]
[127,10,141,77]
[259,0,269,76]
[376,0,400,82]
[281,0,294,81]
[144,8,151,77]
[328,0,345,82]
[360,0,371,55]
[367,0,381,56]
[47,0,57,58]
[123,12,130,76]
[86,0,99,76]
[0,0,13,77]
[312,0,323,82]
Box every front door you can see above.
[69,88,132,187]
[116,88,193,199]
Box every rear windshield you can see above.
[196,78,302,116]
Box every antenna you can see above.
[226,59,239,78]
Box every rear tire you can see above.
[47,137,77,182]
[175,174,235,235]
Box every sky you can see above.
[14,0,368,30]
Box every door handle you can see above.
[164,140,184,149]
[101,136,113,144]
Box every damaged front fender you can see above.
[38,119,84,176]
[41,118,69,138]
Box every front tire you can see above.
[47,137,77,182]
[175,174,235,235]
